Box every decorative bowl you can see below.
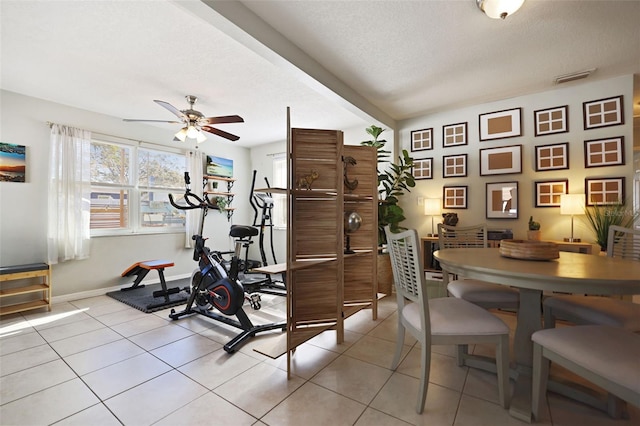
[499,239,559,260]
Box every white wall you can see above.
[0,90,252,298]
[398,74,635,245]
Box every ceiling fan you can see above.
[123,95,244,143]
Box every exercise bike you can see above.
[168,173,285,353]
[217,171,286,296]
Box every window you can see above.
[90,140,187,235]
[272,153,287,229]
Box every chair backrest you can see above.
[438,223,488,249]
[607,225,640,261]
[384,226,430,328]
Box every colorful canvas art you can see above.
[206,155,233,178]
[0,143,26,182]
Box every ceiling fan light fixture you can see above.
[476,0,525,19]
[174,128,188,142]
[196,131,207,144]
[186,125,200,139]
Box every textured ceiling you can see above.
[1,0,639,147]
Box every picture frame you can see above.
[584,136,625,168]
[411,128,433,152]
[413,158,433,180]
[583,95,624,130]
[479,107,522,141]
[486,181,518,219]
[206,155,233,178]
[442,122,468,147]
[534,105,568,136]
[535,142,569,171]
[480,145,522,176]
[534,179,568,207]
[585,177,625,206]
[442,153,467,178]
[0,142,26,183]
[443,185,467,209]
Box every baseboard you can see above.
[51,273,192,304]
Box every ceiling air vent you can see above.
[554,69,596,85]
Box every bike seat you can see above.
[230,225,259,239]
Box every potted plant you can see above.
[360,125,416,246]
[584,202,639,252]
[527,216,541,240]
[360,125,415,295]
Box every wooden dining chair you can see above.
[531,325,640,420]
[385,226,510,413]
[543,225,640,331]
[438,223,520,311]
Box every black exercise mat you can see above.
[107,278,191,313]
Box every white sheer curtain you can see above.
[47,124,92,264]
[185,149,203,248]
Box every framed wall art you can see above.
[584,136,624,168]
[534,105,568,136]
[479,107,522,141]
[585,177,624,206]
[486,181,518,219]
[0,142,26,183]
[443,185,467,209]
[442,122,467,147]
[535,179,568,207]
[413,158,433,180]
[443,154,467,178]
[535,142,569,171]
[480,145,522,176]
[583,95,624,130]
[411,128,433,152]
[206,155,233,178]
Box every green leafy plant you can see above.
[528,216,540,231]
[214,197,229,213]
[583,202,639,251]
[360,125,415,245]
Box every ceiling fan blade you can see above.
[203,115,244,125]
[154,100,187,120]
[123,119,182,124]
[201,126,240,141]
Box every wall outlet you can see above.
[417,197,424,206]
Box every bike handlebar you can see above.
[168,172,218,211]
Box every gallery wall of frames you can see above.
[398,74,636,242]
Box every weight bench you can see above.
[121,260,182,310]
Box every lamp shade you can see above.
[424,198,442,216]
[476,0,525,19]
[560,194,585,216]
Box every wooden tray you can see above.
[499,239,559,261]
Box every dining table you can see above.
[433,247,640,422]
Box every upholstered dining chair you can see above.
[438,223,520,310]
[385,226,510,413]
[531,325,640,420]
[543,225,640,331]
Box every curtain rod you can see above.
[45,121,192,152]
[46,121,145,144]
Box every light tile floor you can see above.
[1,294,638,425]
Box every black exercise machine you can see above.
[229,170,285,296]
[168,173,285,353]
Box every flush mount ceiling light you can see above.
[476,0,525,19]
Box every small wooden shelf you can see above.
[0,263,52,316]
[204,175,235,183]
[204,191,236,197]
[203,176,235,221]
[254,187,287,194]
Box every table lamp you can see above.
[560,193,585,242]
[424,198,441,237]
